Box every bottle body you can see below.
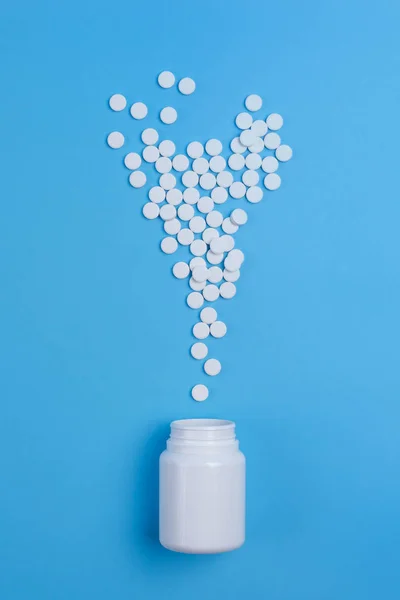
[159,419,245,554]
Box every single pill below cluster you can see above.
[192,384,208,402]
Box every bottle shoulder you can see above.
[160,448,245,467]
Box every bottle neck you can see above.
[167,419,238,454]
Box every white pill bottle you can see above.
[159,418,245,554]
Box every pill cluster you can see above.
[106,71,293,401]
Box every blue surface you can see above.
[1,1,400,598]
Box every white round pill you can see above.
[206,211,223,228]
[246,186,263,203]
[223,269,240,282]
[235,112,253,130]
[222,218,238,234]
[173,262,190,279]
[190,257,206,270]
[220,234,235,252]
[166,188,183,205]
[182,171,199,188]
[220,282,236,299]
[200,307,217,324]
[245,94,262,112]
[199,173,216,191]
[189,216,206,233]
[276,144,293,162]
[191,342,208,360]
[187,291,204,309]
[160,204,176,220]
[262,156,279,173]
[231,208,248,226]
[228,154,245,171]
[158,71,175,88]
[155,156,172,173]
[189,277,207,292]
[209,156,226,173]
[159,140,176,157]
[164,218,181,235]
[264,173,281,190]
[178,77,196,95]
[204,358,221,376]
[142,202,159,219]
[193,322,210,339]
[240,130,256,147]
[249,137,264,153]
[183,188,201,205]
[189,277,206,291]
[109,94,127,111]
[143,145,160,163]
[197,196,214,214]
[229,249,244,263]
[203,284,220,302]
[160,107,177,124]
[189,277,203,292]
[124,152,141,170]
[190,239,207,256]
[242,170,259,187]
[207,266,223,283]
[192,384,209,402]
[189,275,204,289]
[210,321,227,338]
[177,228,195,245]
[193,157,209,174]
[130,102,148,119]
[159,173,176,190]
[183,188,200,205]
[205,139,223,156]
[207,250,224,265]
[264,132,281,150]
[149,186,165,203]
[190,274,205,288]
[141,128,159,145]
[245,153,262,170]
[211,187,228,204]
[251,120,268,137]
[202,228,219,244]
[173,154,190,171]
[266,113,283,130]
[192,266,208,282]
[230,137,246,154]
[229,181,246,199]
[217,171,233,188]
[187,141,204,158]
[129,171,146,188]
[161,237,178,254]
[210,237,225,254]
[224,254,241,272]
[107,131,124,149]
[178,203,195,221]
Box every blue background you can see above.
[1,1,399,598]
